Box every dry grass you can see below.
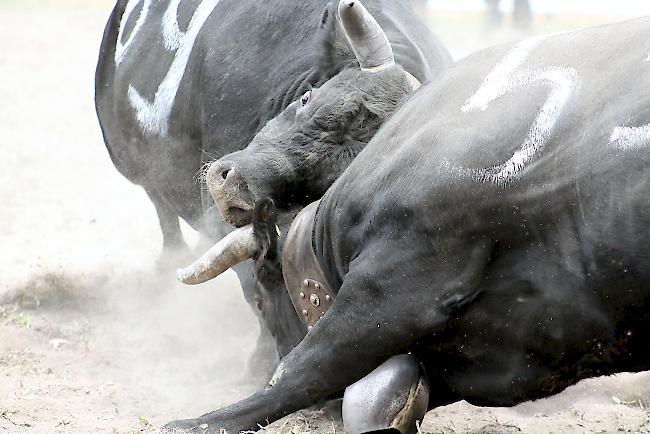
[0,270,106,311]
[260,409,342,434]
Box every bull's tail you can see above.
[95,0,128,172]
[94,0,127,108]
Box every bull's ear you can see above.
[253,198,276,225]
[337,84,408,152]
[315,2,357,80]
[361,73,417,119]
[252,198,279,261]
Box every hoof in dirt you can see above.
[156,245,194,273]
[162,419,226,434]
[162,419,204,433]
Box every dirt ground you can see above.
[1,1,650,433]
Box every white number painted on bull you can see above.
[128,0,221,136]
[115,0,151,66]
[609,125,650,151]
[162,0,185,51]
[609,54,650,151]
[460,35,580,185]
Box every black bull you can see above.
[94,0,451,375]
[170,17,650,433]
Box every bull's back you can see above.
[325,17,650,289]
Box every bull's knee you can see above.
[342,354,429,434]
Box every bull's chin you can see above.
[224,206,254,227]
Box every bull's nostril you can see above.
[207,160,234,185]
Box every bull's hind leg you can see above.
[144,188,190,267]
[342,354,430,434]
[164,262,460,434]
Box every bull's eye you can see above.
[300,90,312,107]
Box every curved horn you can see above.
[338,0,394,71]
[176,225,257,285]
[405,71,422,91]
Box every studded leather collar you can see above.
[282,201,335,330]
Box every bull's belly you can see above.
[414,276,650,407]
[102,120,205,226]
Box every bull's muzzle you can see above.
[206,159,254,227]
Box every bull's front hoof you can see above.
[162,418,215,433]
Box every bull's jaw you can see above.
[217,200,254,228]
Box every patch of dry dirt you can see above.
[0,269,260,433]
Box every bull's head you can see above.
[205,0,421,227]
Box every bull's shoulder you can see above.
[326,17,650,250]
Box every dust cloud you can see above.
[0,1,260,432]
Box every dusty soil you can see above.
[1,1,649,433]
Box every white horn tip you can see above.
[338,0,394,71]
[176,268,193,285]
[339,0,358,14]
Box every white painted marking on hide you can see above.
[128,0,221,136]
[463,36,545,113]
[610,125,650,151]
[460,36,579,185]
[162,0,185,51]
[115,0,151,66]
[609,57,650,151]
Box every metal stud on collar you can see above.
[292,278,335,328]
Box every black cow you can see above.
[172,16,650,434]
[95,0,452,374]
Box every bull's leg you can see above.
[246,323,280,383]
[342,354,429,434]
[145,188,190,265]
[203,198,281,383]
[232,261,280,384]
[164,265,458,434]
